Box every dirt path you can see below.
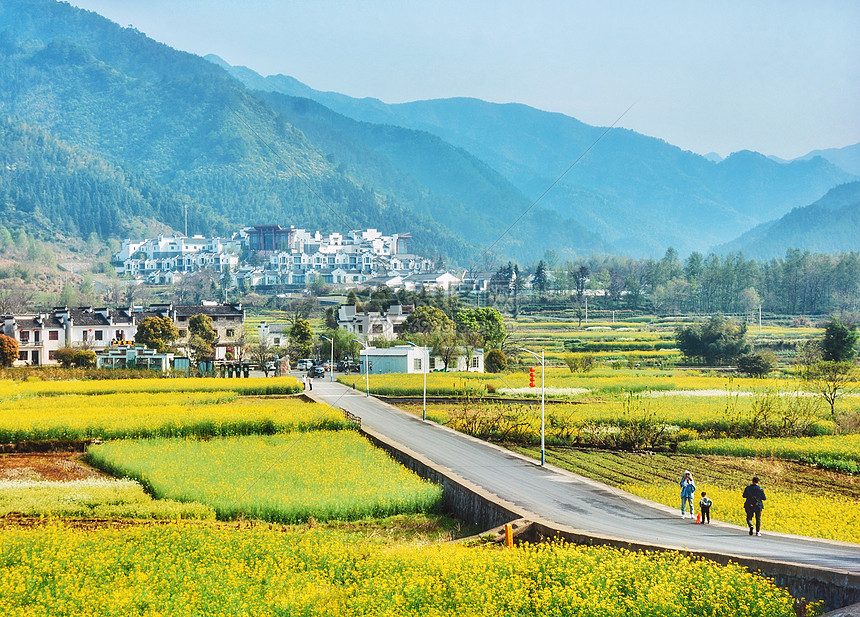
[0,453,108,482]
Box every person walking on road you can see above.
[306,372,313,391]
[680,470,696,519]
[301,374,307,390]
[699,492,712,524]
[743,476,766,536]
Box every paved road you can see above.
[308,377,860,574]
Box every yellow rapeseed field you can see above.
[0,392,346,441]
[623,482,860,544]
[0,524,802,616]
[0,376,301,401]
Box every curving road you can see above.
[309,378,860,575]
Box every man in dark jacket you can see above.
[742,476,766,536]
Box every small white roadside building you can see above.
[358,345,484,374]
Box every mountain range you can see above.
[715,182,860,260]
[0,0,856,268]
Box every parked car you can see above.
[296,359,313,370]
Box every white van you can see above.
[296,359,313,371]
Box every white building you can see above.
[358,345,484,374]
[3,303,245,366]
[337,304,412,341]
[258,322,290,348]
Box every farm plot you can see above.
[87,432,443,523]
[0,477,214,520]
[0,393,346,442]
[339,368,805,399]
[679,434,860,473]
[0,524,802,617]
[0,376,302,401]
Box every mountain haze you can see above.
[212,56,857,256]
[0,0,853,271]
[715,182,860,260]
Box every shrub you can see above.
[53,347,78,368]
[736,352,776,377]
[0,334,18,367]
[485,349,507,373]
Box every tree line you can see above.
[510,248,860,317]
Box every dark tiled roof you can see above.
[68,309,110,326]
[109,309,134,324]
[174,304,243,317]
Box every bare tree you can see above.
[0,285,33,314]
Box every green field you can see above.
[87,432,443,523]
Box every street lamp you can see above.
[517,346,545,466]
[406,341,427,421]
[352,338,369,397]
[320,335,334,382]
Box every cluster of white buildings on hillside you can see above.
[112,226,457,290]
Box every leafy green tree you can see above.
[188,314,218,366]
[675,316,750,365]
[455,307,506,350]
[821,318,859,362]
[0,334,18,367]
[72,349,96,368]
[134,316,179,353]
[533,260,548,294]
[404,306,455,337]
[289,318,314,362]
[53,347,78,368]
[431,329,461,371]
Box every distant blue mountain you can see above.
[209,56,857,256]
[715,182,860,259]
[794,142,860,176]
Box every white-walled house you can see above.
[337,304,412,341]
[3,303,245,366]
[358,345,484,374]
[258,322,290,348]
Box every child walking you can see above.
[699,492,712,524]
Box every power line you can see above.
[477,101,637,264]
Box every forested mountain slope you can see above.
[0,0,490,262]
[716,182,860,260]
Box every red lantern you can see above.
[529,366,536,388]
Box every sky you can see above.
[67,0,860,160]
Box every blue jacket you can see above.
[680,477,696,498]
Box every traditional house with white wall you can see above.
[2,307,135,366]
[3,303,245,366]
[257,322,290,348]
[337,304,412,341]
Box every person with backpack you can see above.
[699,492,713,524]
[679,470,696,519]
[742,476,766,536]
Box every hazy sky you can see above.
[68,0,859,159]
